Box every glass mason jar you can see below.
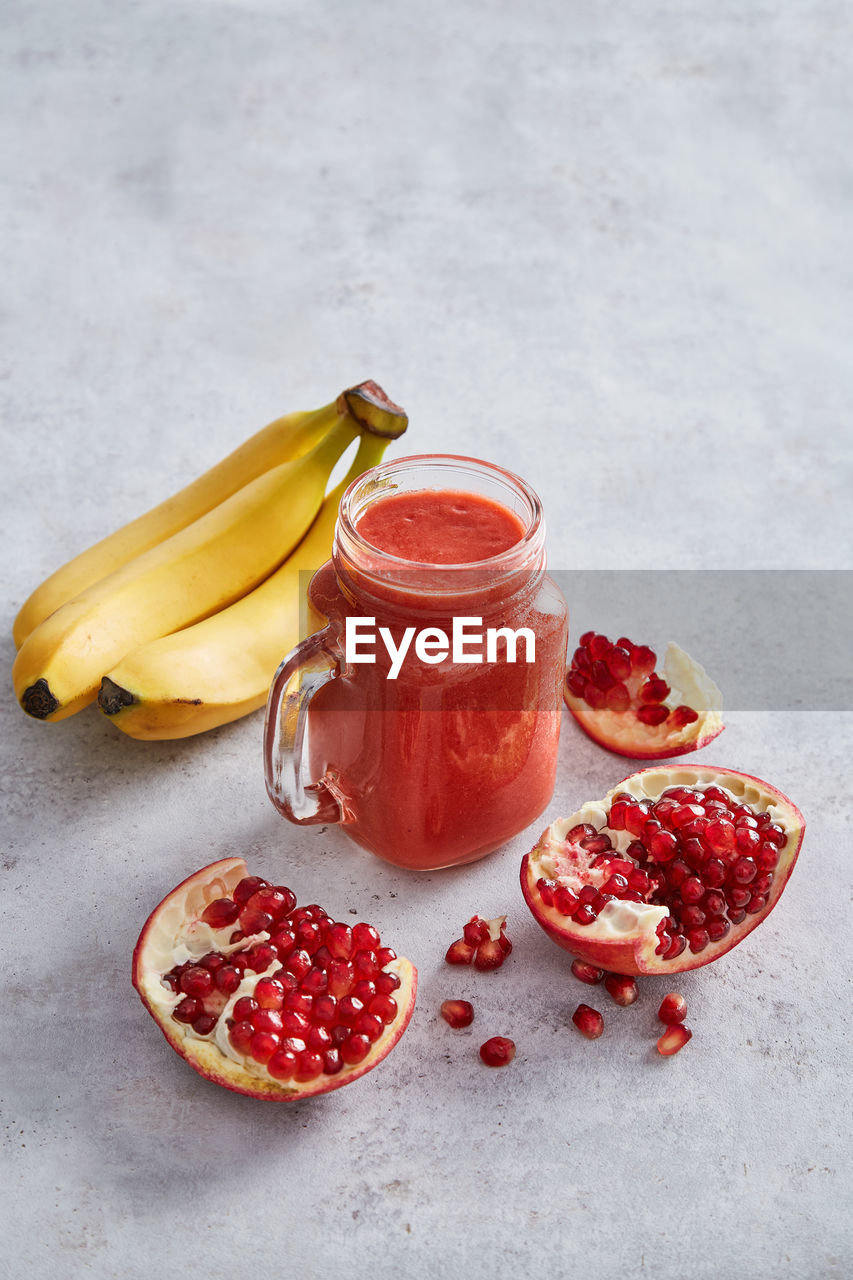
[264,455,568,870]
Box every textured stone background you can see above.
[2,2,851,1277]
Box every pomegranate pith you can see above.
[521,766,805,976]
[564,632,723,760]
[133,859,416,1099]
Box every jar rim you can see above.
[337,453,545,574]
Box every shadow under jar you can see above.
[264,454,569,870]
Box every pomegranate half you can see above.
[521,765,804,976]
[564,631,724,759]
[133,858,416,1098]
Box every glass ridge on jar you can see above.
[264,454,569,870]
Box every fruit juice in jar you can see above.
[264,455,569,870]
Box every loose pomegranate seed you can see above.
[572,1004,604,1039]
[657,1025,692,1056]
[479,1036,516,1067]
[201,898,240,928]
[463,917,491,946]
[657,993,687,1024]
[440,999,474,1028]
[603,974,638,1006]
[571,959,604,985]
[445,938,475,965]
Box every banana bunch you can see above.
[13,381,408,738]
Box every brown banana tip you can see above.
[21,678,60,720]
[98,677,137,716]
[338,381,408,439]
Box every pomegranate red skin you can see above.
[521,766,805,977]
[133,858,417,1100]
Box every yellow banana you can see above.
[13,420,357,722]
[14,397,337,650]
[97,431,394,739]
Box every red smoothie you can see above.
[299,475,569,870]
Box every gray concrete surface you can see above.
[2,2,851,1277]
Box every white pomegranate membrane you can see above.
[533,781,788,962]
[141,869,408,1089]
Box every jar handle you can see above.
[263,627,345,825]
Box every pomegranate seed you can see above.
[301,967,329,995]
[631,645,656,676]
[252,1009,284,1034]
[233,876,267,907]
[571,959,604,985]
[584,683,607,710]
[731,857,758,885]
[313,994,337,1025]
[624,803,651,836]
[337,995,365,1026]
[604,974,638,1006]
[764,823,787,849]
[294,1051,325,1082]
[606,646,632,680]
[566,669,587,697]
[328,959,355,996]
[445,938,475,965]
[704,858,727,887]
[657,1025,692,1056]
[553,885,579,915]
[572,644,592,670]
[254,977,285,1010]
[537,878,557,907]
[649,830,679,862]
[746,893,768,914]
[441,999,474,1028]
[306,1026,333,1053]
[284,989,313,1016]
[686,928,709,953]
[192,1013,217,1036]
[679,905,706,931]
[463,917,491,947]
[179,966,214,999]
[173,997,202,1024]
[228,1020,255,1054]
[247,943,279,972]
[705,819,735,853]
[590,659,616,691]
[606,682,631,712]
[587,633,610,660]
[581,833,613,854]
[340,1033,371,1065]
[283,948,312,979]
[669,705,698,727]
[479,1036,516,1067]
[322,1048,343,1075]
[201,898,240,928]
[270,927,297,957]
[608,800,629,830]
[707,916,730,941]
[354,949,381,977]
[657,993,687,1024]
[232,996,258,1021]
[215,965,241,995]
[681,876,705,905]
[267,1050,298,1080]
[355,1012,384,1043]
[245,888,291,922]
[572,1004,604,1039]
[735,827,760,854]
[280,1009,310,1036]
[375,970,401,994]
[756,842,780,871]
[637,704,668,726]
[294,920,322,949]
[639,675,670,704]
[573,904,597,926]
[370,993,398,1024]
[250,1031,281,1064]
[474,939,509,971]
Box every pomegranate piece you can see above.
[563,631,723,760]
[445,915,511,971]
[521,765,805,977]
[479,1036,516,1067]
[657,1024,693,1056]
[571,1004,604,1040]
[440,999,474,1028]
[658,993,688,1025]
[133,859,416,1099]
